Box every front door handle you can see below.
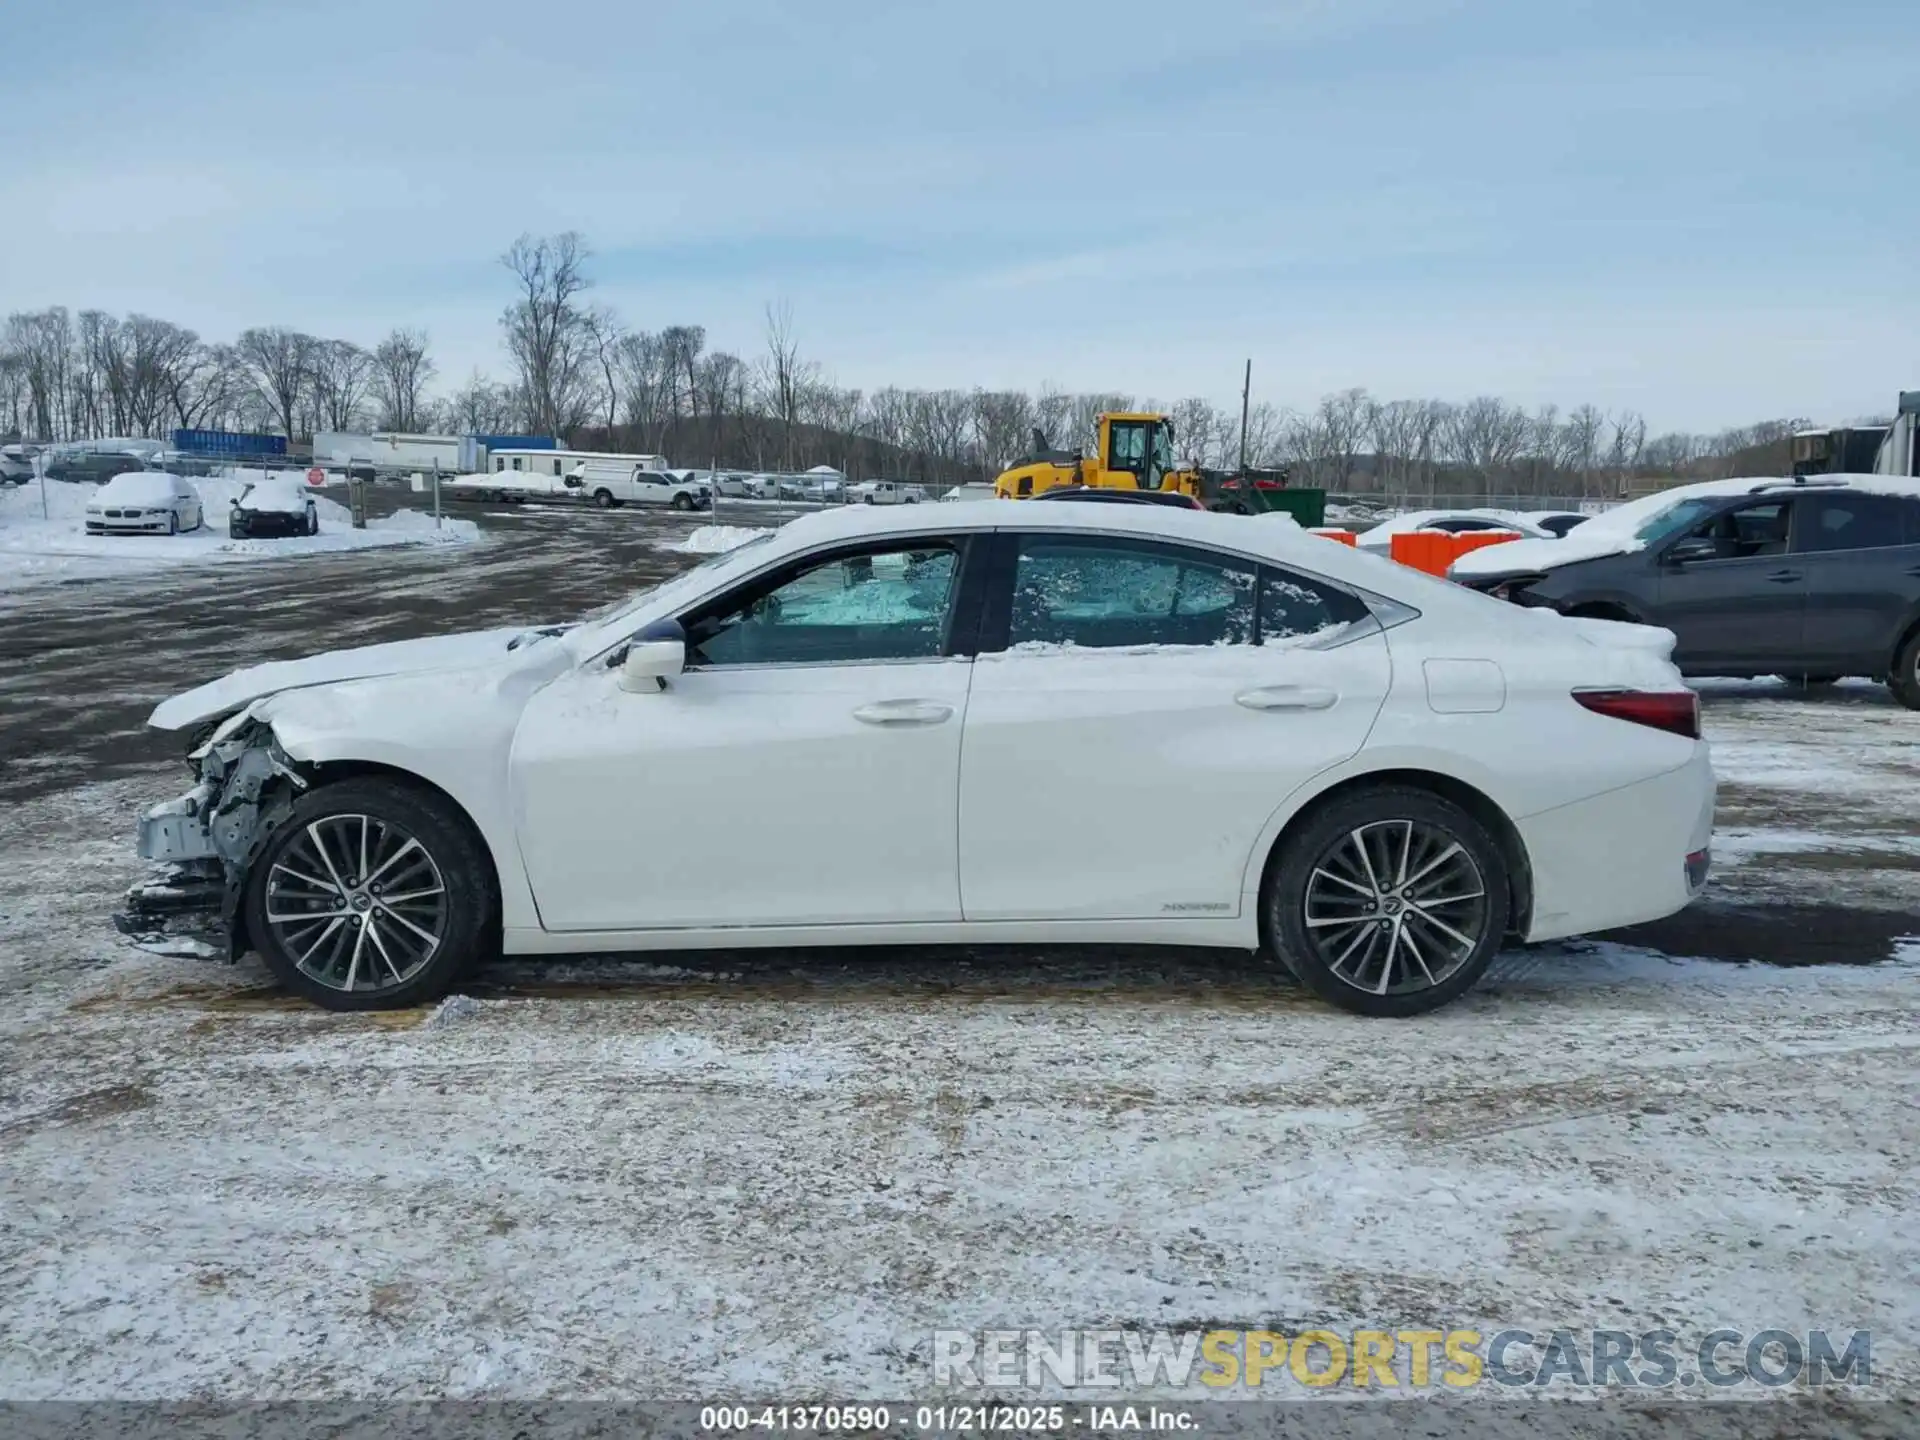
[1235,685,1338,712]
[1765,569,1802,584]
[852,699,954,726]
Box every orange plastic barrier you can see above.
[1308,527,1357,545]
[1388,529,1521,576]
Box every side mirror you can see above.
[1665,536,1719,565]
[618,618,686,692]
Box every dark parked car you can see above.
[228,479,320,538]
[1452,476,1920,707]
[44,451,152,484]
[1032,485,1206,510]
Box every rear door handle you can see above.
[1766,569,1802,584]
[1235,685,1338,712]
[852,699,954,726]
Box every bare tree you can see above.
[372,328,435,432]
[500,232,596,437]
[763,301,805,471]
[310,339,375,431]
[235,326,318,441]
[446,371,521,434]
[582,307,623,434]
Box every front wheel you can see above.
[1889,631,1920,710]
[168,513,179,535]
[1264,787,1509,1017]
[671,493,692,512]
[244,779,496,1011]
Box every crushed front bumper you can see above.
[112,718,306,962]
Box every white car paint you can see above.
[574,465,710,510]
[84,472,203,535]
[141,504,1712,994]
[849,481,927,505]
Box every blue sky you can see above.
[3,0,1913,430]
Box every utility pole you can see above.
[1237,358,1252,475]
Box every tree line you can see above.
[1,231,1815,497]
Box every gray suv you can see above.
[1455,477,1920,708]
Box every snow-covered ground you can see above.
[1,686,1916,1405]
[661,523,774,555]
[0,470,479,591]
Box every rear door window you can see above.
[1792,493,1913,553]
[1007,536,1257,649]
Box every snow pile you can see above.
[0,474,479,591]
[667,524,772,555]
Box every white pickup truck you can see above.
[573,464,711,511]
[849,480,926,505]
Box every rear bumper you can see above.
[1518,745,1716,942]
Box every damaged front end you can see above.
[115,709,308,961]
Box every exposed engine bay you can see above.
[114,711,308,960]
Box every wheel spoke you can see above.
[1397,921,1438,986]
[1412,888,1484,908]
[1305,912,1371,931]
[343,918,369,991]
[306,822,351,893]
[1406,905,1478,954]
[1402,841,1464,891]
[295,916,345,969]
[359,816,371,885]
[1347,829,1383,895]
[1375,923,1401,994]
[1394,820,1414,888]
[1311,866,1374,899]
[379,885,444,905]
[271,862,341,897]
[365,915,407,984]
[267,908,350,923]
[374,901,439,949]
[362,837,422,888]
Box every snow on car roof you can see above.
[94,471,184,504]
[1450,473,1920,578]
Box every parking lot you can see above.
[0,501,1915,1413]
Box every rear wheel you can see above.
[1264,787,1510,1017]
[1889,631,1920,711]
[593,489,615,509]
[244,779,495,1012]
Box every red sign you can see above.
[306,468,326,486]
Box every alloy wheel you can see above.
[1301,819,1489,997]
[263,814,449,993]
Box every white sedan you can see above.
[120,505,1714,1017]
[84,471,204,535]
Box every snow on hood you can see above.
[149,625,541,731]
[90,472,182,507]
[235,479,311,514]
[1450,474,1920,580]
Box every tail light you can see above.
[1573,689,1700,739]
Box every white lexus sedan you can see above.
[120,504,1714,1017]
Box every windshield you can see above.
[1633,496,1721,544]
[575,533,778,629]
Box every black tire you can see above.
[243,778,496,1012]
[593,489,614,509]
[168,513,179,536]
[671,492,693,512]
[1264,786,1510,1017]
[308,510,319,536]
[229,521,246,539]
[1890,630,1920,711]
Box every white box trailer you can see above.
[1875,393,1919,478]
[315,432,463,475]
[488,448,668,481]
